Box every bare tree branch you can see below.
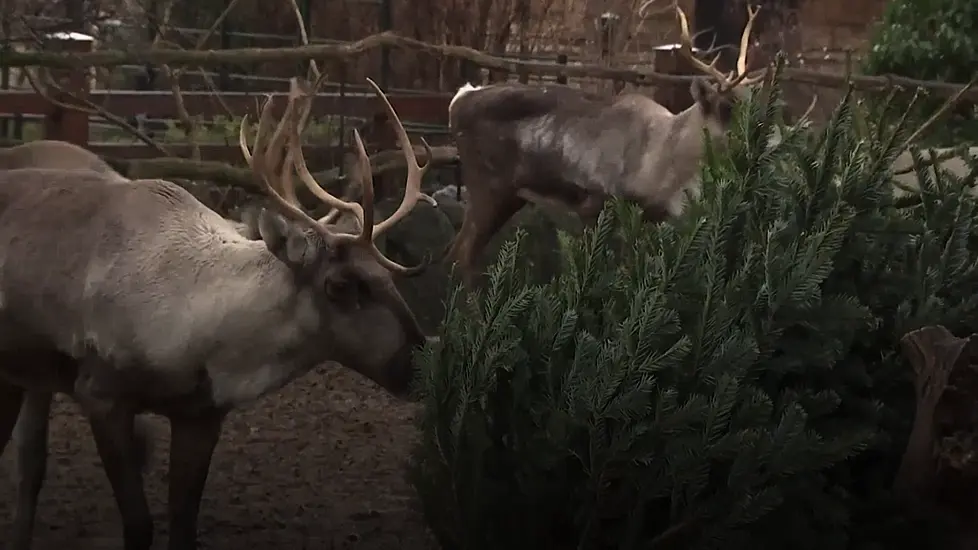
[194,0,246,50]
[16,17,171,155]
[193,67,237,121]
[21,66,170,156]
[153,0,200,161]
[897,74,978,151]
[286,0,320,80]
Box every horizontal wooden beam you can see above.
[88,143,340,169]
[0,90,452,124]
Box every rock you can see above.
[370,197,458,332]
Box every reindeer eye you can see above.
[326,278,354,301]
[325,277,371,306]
[356,280,372,299]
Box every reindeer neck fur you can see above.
[618,102,722,217]
[0,169,336,411]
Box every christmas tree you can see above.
[410,64,978,550]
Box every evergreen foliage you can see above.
[409,62,978,550]
[863,0,978,144]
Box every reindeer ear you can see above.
[238,204,262,239]
[690,78,716,110]
[257,209,315,266]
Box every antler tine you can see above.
[238,96,323,232]
[735,5,760,77]
[290,108,365,237]
[278,148,299,206]
[351,129,375,240]
[674,6,730,84]
[255,87,299,202]
[243,95,279,178]
[364,78,437,238]
[319,208,344,225]
[720,5,767,90]
[334,104,425,275]
[638,0,674,17]
[723,66,762,90]
[290,77,316,132]
[790,95,818,130]
[276,79,318,207]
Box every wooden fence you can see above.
[0,37,456,172]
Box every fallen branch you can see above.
[3,32,977,99]
[896,74,978,151]
[112,144,458,195]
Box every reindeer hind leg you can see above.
[455,192,526,288]
[0,380,28,548]
[9,390,53,550]
[0,378,24,455]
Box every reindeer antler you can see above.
[318,82,438,230]
[675,4,766,91]
[359,78,435,238]
[239,84,319,231]
[239,77,430,275]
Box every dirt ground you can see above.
[0,366,436,550]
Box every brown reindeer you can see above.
[443,4,766,286]
[0,76,434,550]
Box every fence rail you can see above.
[0,89,451,121]
[0,39,454,171]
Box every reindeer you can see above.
[0,139,269,239]
[0,139,151,550]
[443,4,766,286]
[0,140,261,550]
[0,76,434,550]
[0,139,128,181]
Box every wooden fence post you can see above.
[651,44,700,114]
[42,32,91,146]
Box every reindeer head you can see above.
[239,76,434,397]
[675,4,765,144]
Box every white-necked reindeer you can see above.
[444,3,767,286]
[0,76,435,550]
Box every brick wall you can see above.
[801,0,888,28]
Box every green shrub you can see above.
[409,65,978,550]
[863,0,978,145]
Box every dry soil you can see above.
[0,366,436,550]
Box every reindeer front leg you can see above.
[87,406,154,550]
[166,409,226,550]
